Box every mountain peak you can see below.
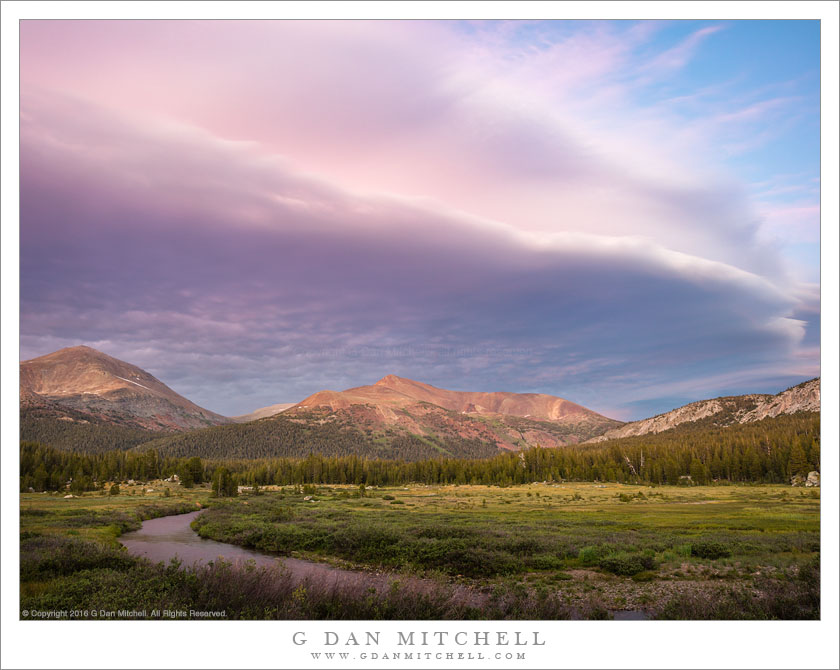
[20,346,230,431]
[288,376,621,452]
[25,345,125,367]
[296,376,616,424]
[375,374,408,386]
[28,344,100,359]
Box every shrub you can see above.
[416,525,476,540]
[503,536,546,555]
[578,545,609,566]
[631,571,656,582]
[551,572,574,581]
[690,541,732,560]
[442,546,518,578]
[21,508,49,517]
[329,524,403,560]
[598,552,657,576]
[529,554,566,570]
[20,535,135,580]
[269,506,295,523]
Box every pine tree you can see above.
[788,444,810,477]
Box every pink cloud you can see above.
[17,20,820,417]
[20,20,785,279]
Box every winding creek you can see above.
[119,510,648,619]
[120,510,394,589]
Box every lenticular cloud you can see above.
[20,87,809,417]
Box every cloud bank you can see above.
[19,21,819,418]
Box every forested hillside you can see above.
[21,412,819,491]
[133,415,501,460]
[20,407,167,453]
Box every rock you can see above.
[790,474,805,487]
[303,495,313,501]
[589,378,820,443]
[63,494,74,498]
[805,471,820,487]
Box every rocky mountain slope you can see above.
[301,374,609,422]
[284,375,622,451]
[20,346,230,431]
[231,403,295,423]
[587,378,820,443]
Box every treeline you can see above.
[20,442,192,492]
[21,412,819,491]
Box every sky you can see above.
[18,19,821,420]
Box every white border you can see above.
[2,3,838,669]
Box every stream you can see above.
[119,510,393,588]
[119,510,649,619]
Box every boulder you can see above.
[805,471,820,487]
[790,474,805,487]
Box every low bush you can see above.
[631,571,656,582]
[690,541,732,560]
[598,552,657,576]
[415,525,477,540]
[529,554,566,570]
[21,547,577,620]
[20,535,135,581]
[578,545,610,566]
[20,508,49,516]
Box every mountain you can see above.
[231,403,295,423]
[134,375,623,460]
[20,346,230,431]
[284,375,622,451]
[587,378,820,443]
[299,374,607,422]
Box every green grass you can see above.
[20,485,209,544]
[18,486,581,620]
[192,483,819,579]
[19,482,820,619]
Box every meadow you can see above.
[19,481,820,619]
